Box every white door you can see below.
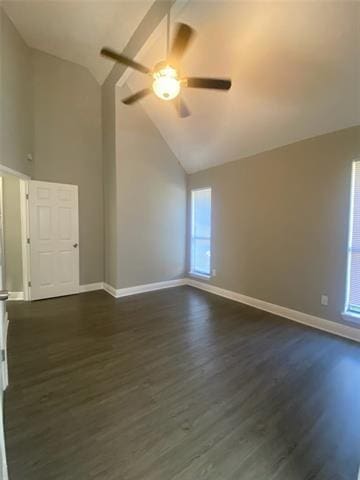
[0,177,9,480]
[28,181,79,300]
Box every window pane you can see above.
[352,163,360,250]
[349,252,360,311]
[347,161,360,315]
[192,238,211,275]
[191,188,211,275]
[193,189,211,239]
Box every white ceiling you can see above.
[126,1,360,172]
[2,0,153,84]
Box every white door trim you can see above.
[0,166,31,301]
[20,180,31,300]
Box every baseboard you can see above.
[8,291,24,301]
[104,279,187,298]
[187,278,360,344]
[74,278,360,343]
[103,283,117,297]
[79,282,104,293]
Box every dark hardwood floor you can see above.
[4,286,360,480]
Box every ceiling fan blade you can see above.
[186,77,232,90]
[101,48,151,75]
[174,96,191,118]
[169,23,195,63]
[122,88,152,105]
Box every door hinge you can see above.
[28,281,31,287]
[27,237,30,244]
[25,193,29,200]
[1,350,5,362]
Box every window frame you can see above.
[189,187,212,279]
[343,159,360,323]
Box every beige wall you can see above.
[0,8,33,176]
[1,9,104,287]
[32,49,103,285]
[188,127,360,326]
[115,86,186,288]
[2,2,183,291]
[2,175,22,292]
[102,77,118,288]
[101,0,182,289]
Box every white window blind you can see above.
[191,188,211,276]
[346,161,360,315]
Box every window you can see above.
[190,188,211,277]
[345,161,360,319]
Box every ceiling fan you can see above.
[100,22,232,118]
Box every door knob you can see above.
[73,243,78,248]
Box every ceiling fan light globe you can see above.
[152,66,180,101]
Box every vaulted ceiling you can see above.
[126,1,360,172]
[3,0,359,173]
[2,0,153,84]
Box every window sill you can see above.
[189,271,211,280]
[342,311,360,324]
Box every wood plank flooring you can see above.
[4,286,360,480]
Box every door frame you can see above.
[0,164,31,301]
[0,167,81,302]
[19,180,31,300]
[0,163,29,480]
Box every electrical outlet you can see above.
[212,269,217,277]
[321,295,328,306]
